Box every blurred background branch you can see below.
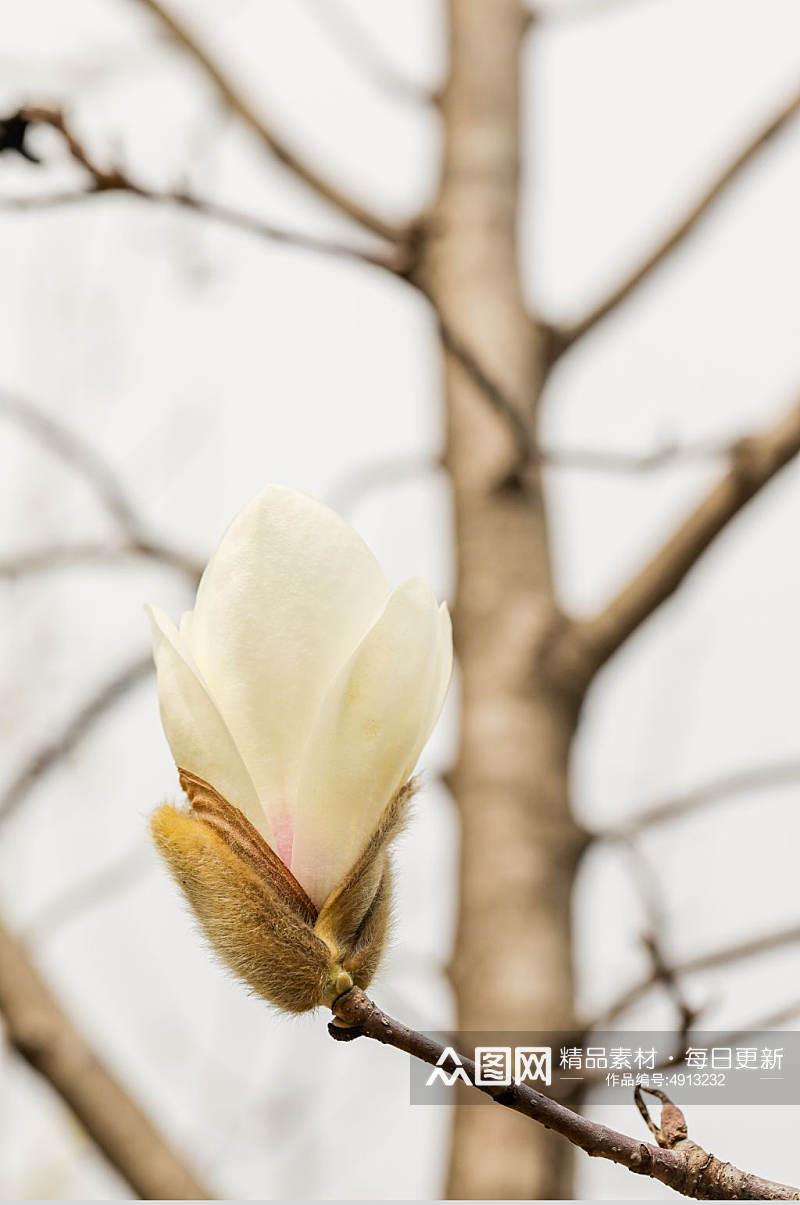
[0,656,152,825]
[0,916,211,1199]
[299,0,439,106]
[544,86,800,359]
[131,0,408,243]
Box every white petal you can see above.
[185,486,389,858]
[291,578,447,907]
[146,605,271,843]
[401,601,453,781]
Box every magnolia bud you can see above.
[146,486,451,1011]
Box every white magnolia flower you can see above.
[148,484,452,912]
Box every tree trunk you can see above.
[422,0,586,1196]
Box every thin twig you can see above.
[437,316,536,472]
[331,987,800,1199]
[576,995,800,1087]
[0,107,406,275]
[0,388,204,581]
[590,921,800,1030]
[616,838,701,1037]
[0,540,202,582]
[598,759,800,840]
[0,390,139,534]
[531,0,661,22]
[545,391,800,690]
[0,655,152,825]
[299,0,437,106]
[541,436,732,472]
[438,316,746,479]
[321,431,743,520]
[23,846,152,942]
[325,452,443,515]
[130,0,407,243]
[546,87,800,358]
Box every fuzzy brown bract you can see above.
[150,772,414,1012]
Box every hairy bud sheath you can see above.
[152,770,413,1012]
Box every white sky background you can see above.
[0,0,798,1198]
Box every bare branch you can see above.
[331,987,800,1199]
[325,452,443,515]
[541,435,731,472]
[0,540,203,582]
[0,915,210,1198]
[547,87,800,357]
[678,996,800,1064]
[437,317,744,478]
[437,316,536,471]
[575,995,800,1092]
[0,388,203,581]
[299,0,437,106]
[24,846,151,943]
[531,0,661,22]
[0,185,406,273]
[0,107,406,275]
[0,655,152,825]
[546,391,800,689]
[590,921,800,1030]
[616,838,702,1037]
[0,390,139,535]
[598,759,800,840]
[130,0,408,243]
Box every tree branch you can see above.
[323,437,733,519]
[541,435,731,473]
[591,921,800,1030]
[437,316,537,472]
[615,838,702,1037]
[546,391,800,689]
[597,759,800,840]
[325,452,443,516]
[437,316,748,479]
[0,655,152,825]
[546,87,800,358]
[0,390,139,535]
[0,388,203,582]
[0,107,406,276]
[0,915,210,1199]
[0,540,202,583]
[330,988,800,1199]
[23,846,151,943]
[531,0,661,23]
[130,0,407,243]
[299,0,437,106]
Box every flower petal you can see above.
[291,578,448,907]
[184,486,389,859]
[147,605,270,842]
[401,601,453,782]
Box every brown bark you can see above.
[331,988,800,1201]
[0,918,210,1199]
[422,1,585,1196]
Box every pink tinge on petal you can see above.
[269,805,294,869]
